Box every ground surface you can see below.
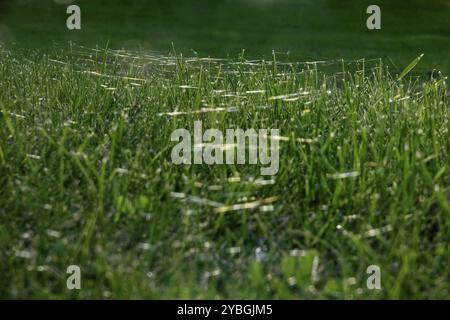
[0,0,449,299]
[0,0,449,73]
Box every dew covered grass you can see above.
[0,44,449,299]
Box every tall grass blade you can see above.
[398,54,424,80]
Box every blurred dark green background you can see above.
[0,0,449,74]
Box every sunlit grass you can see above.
[0,45,449,299]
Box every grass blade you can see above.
[398,54,424,80]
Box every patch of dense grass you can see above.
[0,45,449,299]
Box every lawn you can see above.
[0,0,449,299]
[1,0,449,74]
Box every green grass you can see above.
[1,0,450,75]
[0,44,449,299]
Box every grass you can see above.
[0,44,449,299]
[1,0,450,75]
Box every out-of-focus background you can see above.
[0,0,449,71]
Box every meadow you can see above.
[0,0,449,299]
